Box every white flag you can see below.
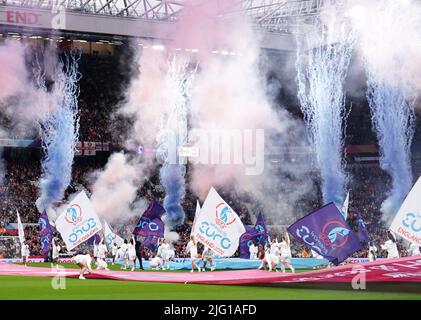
[104,221,124,248]
[340,192,350,220]
[55,191,103,251]
[390,177,421,246]
[16,210,25,245]
[193,187,246,257]
[190,200,201,235]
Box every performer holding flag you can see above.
[157,239,170,270]
[127,236,137,271]
[96,239,109,270]
[249,241,258,259]
[202,246,216,271]
[368,241,378,262]
[185,235,201,272]
[288,203,363,265]
[279,232,295,273]
[52,237,61,268]
[111,242,118,265]
[21,241,30,267]
[381,231,400,259]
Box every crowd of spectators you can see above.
[0,50,418,262]
[0,148,416,260]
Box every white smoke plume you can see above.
[0,41,61,138]
[90,152,148,224]
[348,0,421,96]
[176,1,317,225]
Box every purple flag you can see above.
[287,203,363,265]
[143,236,159,253]
[239,226,262,259]
[133,200,165,237]
[356,218,370,244]
[38,211,53,257]
[87,233,102,245]
[142,200,165,219]
[255,213,268,245]
[239,213,269,259]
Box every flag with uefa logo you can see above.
[389,177,421,246]
[104,221,124,247]
[192,187,245,257]
[288,203,363,265]
[55,191,103,251]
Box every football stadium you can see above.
[0,0,421,304]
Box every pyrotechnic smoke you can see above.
[115,0,317,227]
[158,56,196,229]
[0,42,61,137]
[176,1,316,224]
[90,152,147,223]
[348,0,420,219]
[35,54,81,216]
[0,41,28,101]
[295,4,355,206]
[0,41,57,184]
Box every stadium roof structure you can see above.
[0,0,333,50]
[2,0,325,32]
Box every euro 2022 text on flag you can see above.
[104,220,124,247]
[55,190,103,251]
[192,187,246,257]
[287,202,363,265]
[133,200,165,238]
[390,176,421,246]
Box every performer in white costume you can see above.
[96,240,109,270]
[381,232,399,259]
[21,241,30,266]
[311,249,323,259]
[185,235,201,272]
[111,242,118,265]
[93,240,98,265]
[157,239,170,270]
[259,241,280,272]
[127,236,136,271]
[73,253,93,280]
[270,238,279,255]
[149,256,164,270]
[279,233,295,273]
[52,238,61,267]
[120,239,129,269]
[368,242,378,262]
[249,241,258,260]
[202,246,216,271]
[408,242,420,256]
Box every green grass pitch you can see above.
[0,263,420,300]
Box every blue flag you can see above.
[38,210,53,257]
[287,203,363,265]
[133,200,165,237]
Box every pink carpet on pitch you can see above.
[1,256,421,284]
[0,262,80,278]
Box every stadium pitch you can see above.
[0,263,420,300]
